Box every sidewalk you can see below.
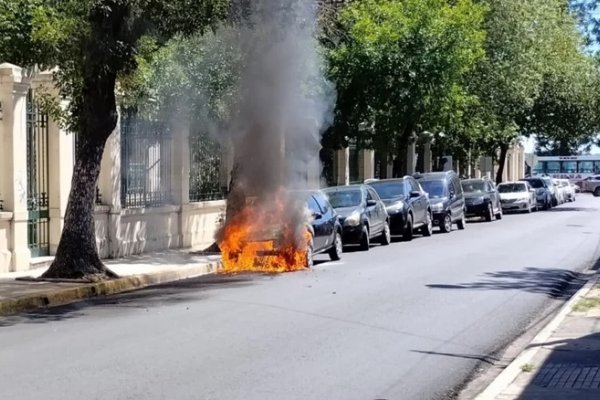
[0,249,221,316]
[476,273,600,400]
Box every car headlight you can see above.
[387,202,404,214]
[343,211,361,227]
[431,203,444,212]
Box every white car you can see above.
[557,179,575,202]
[497,181,537,213]
[579,175,600,196]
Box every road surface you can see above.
[2,195,600,400]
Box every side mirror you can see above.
[449,191,455,199]
[410,191,421,198]
[312,212,323,220]
[367,199,377,207]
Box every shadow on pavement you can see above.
[548,206,599,213]
[426,268,588,298]
[517,332,600,399]
[0,274,259,328]
[410,349,500,365]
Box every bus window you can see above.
[547,161,560,173]
[579,161,594,173]
[535,161,546,174]
[562,161,577,173]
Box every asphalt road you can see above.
[2,195,600,400]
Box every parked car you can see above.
[520,177,553,210]
[414,170,466,233]
[461,178,502,222]
[303,191,344,265]
[556,179,575,202]
[497,181,537,213]
[579,175,600,196]
[323,184,390,250]
[541,176,560,205]
[250,190,343,268]
[367,177,433,241]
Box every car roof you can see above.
[499,181,526,185]
[461,178,487,183]
[415,171,456,181]
[368,178,406,184]
[323,184,365,192]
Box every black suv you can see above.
[323,184,390,250]
[461,178,503,222]
[415,171,466,233]
[368,177,433,241]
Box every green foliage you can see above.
[328,0,487,162]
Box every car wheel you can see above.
[420,211,433,237]
[379,221,391,245]
[440,213,452,233]
[328,231,343,261]
[305,239,314,269]
[457,213,466,230]
[495,206,503,220]
[403,214,414,241]
[484,203,493,222]
[359,225,370,251]
[594,187,600,197]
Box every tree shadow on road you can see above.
[0,274,259,328]
[426,268,589,299]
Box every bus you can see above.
[533,155,600,182]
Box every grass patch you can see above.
[521,363,535,373]
[572,297,600,312]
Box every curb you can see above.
[474,271,600,400]
[0,261,220,317]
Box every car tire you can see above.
[379,221,391,245]
[403,214,414,241]
[328,231,343,261]
[440,213,452,233]
[594,187,600,197]
[484,203,493,222]
[495,207,503,220]
[359,225,370,251]
[305,239,314,269]
[420,211,433,237]
[457,213,466,230]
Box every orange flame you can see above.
[219,193,311,273]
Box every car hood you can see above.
[335,206,362,218]
[499,192,528,200]
[464,192,487,199]
[381,196,405,207]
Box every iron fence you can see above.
[189,132,225,202]
[120,116,172,208]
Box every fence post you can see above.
[0,63,31,271]
[171,121,190,206]
[31,70,74,256]
[98,111,123,258]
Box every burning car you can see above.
[219,190,343,273]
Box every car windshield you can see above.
[498,183,527,193]
[461,181,485,193]
[524,179,543,189]
[369,181,406,199]
[325,189,362,208]
[420,180,446,198]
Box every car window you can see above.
[408,178,420,192]
[420,180,446,198]
[325,189,362,208]
[462,180,485,193]
[367,188,380,201]
[307,195,322,214]
[369,181,407,199]
[313,192,330,214]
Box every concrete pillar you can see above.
[31,71,74,255]
[358,149,375,181]
[406,141,417,175]
[98,115,123,258]
[335,148,349,186]
[171,121,190,206]
[0,63,31,271]
[220,139,234,193]
[423,141,432,173]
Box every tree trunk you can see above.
[42,135,117,280]
[495,144,509,184]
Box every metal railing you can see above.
[189,132,225,202]
[120,117,172,208]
